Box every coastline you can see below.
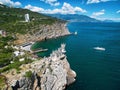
[0,21,76,90]
[14,22,71,45]
[1,44,76,90]
[0,4,76,90]
[19,22,71,53]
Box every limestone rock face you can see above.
[15,22,70,44]
[5,44,76,90]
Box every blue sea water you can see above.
[32,22,120,90]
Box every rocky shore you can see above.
[2,44,76,90]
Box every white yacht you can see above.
[94,47,106,51]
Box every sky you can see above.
[0,0,120,21]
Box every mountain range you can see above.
[47,14,101,22]
[47,14,116,22]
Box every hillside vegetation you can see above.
[0,4,60,34]
[0,4,65,70]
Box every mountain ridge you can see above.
[47,14,101,22]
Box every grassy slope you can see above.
[0,75,6,89]
[0,4,59,34]
[0,4,62,70]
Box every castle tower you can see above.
[61,44,66,53]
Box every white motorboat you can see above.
[94,47,106,51]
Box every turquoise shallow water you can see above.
[32,22,120,90]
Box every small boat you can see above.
[94,47,105,51]
[75,31,77,35]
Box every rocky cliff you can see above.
[3,44,76,90]
[0,4,70,45]
[14,22,70,44]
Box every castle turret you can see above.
[61,44,66,53]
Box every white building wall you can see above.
[25,13,30,22]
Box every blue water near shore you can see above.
[33,22,120,90]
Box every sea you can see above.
[32,22,120,90]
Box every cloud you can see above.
[40,0,60,6]
[87,0,100,4]
[25,2,87,14]
[25,4,44,12]
[116,10,120,13]
[0,1,3,4]
[60,2,87,14]
[87,0,117,4]
[0,0,21,7]
[91,9,105,18]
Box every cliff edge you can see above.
[0,4,70,45]
[2,44,76,90]
[14,22,70,44]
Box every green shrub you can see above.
[0,76,6,89]
[24,71,32,78]
[0,59,33,73]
